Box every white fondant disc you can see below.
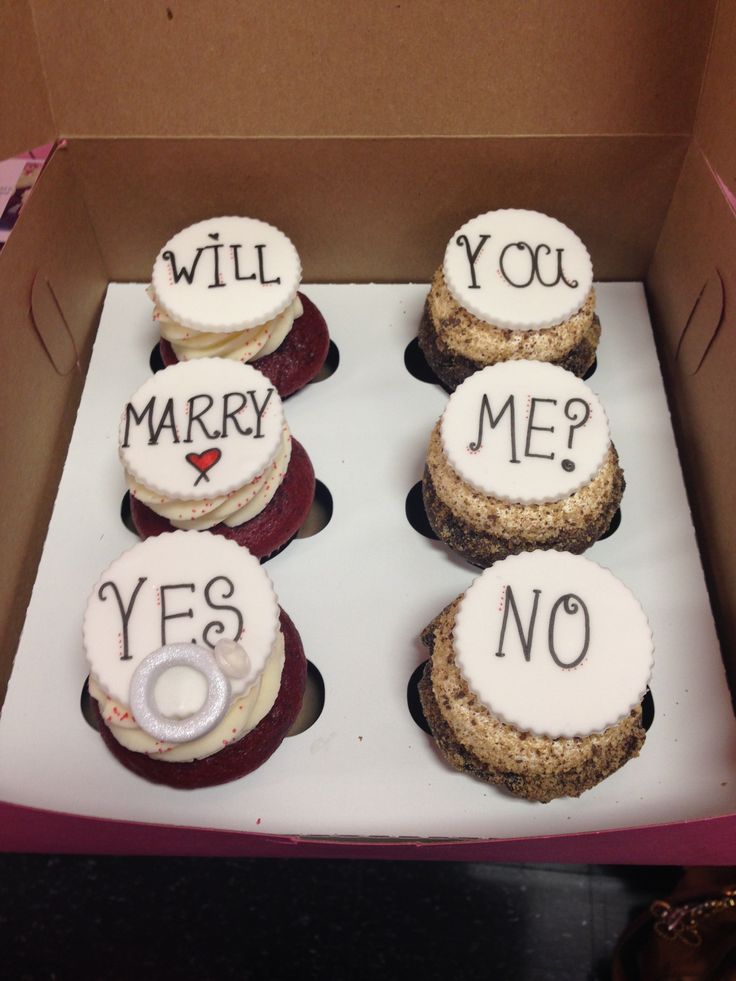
[119,359,283,501]
[151,216,301,332]
[443,209,592,329]
[453,551,654,739]
[83,531,279,705]
[440,360,610,503]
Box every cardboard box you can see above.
[1,0,735,861]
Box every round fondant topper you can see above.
[119,359,284,500]
[453,551,654,739]
[83,531,279,705]
[443,209,593,330]
[440,360,610,504]
[151,216,302,333]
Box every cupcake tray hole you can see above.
[80,677,100,732]
[599,506,622,541]
[149,342,165,374]
[296,480,333,539]
[287,661,326,737]
[311,340,340,384]
[641,688,655,732]
[120,491,137,535]
[405,481,438,540]
[403,338,450,391]
[407,661,432,734]
[583,357,598,381]
[260,534,296,564]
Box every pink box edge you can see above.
[1,801,733,864]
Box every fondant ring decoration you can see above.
[130,643,231,744]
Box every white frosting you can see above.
[127,426,291,530]
[443,210,593,330]
[89,632,285,763]
[156,294,303,364]
[83,531,279,706]
[151,216,302,333]
[453,551,654,738]
[119,359,284,503]
[440,361,610,504]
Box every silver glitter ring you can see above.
[130,643,230,744]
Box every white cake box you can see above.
[1,280,734,861]
[1,2,735,861]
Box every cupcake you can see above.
[83,531,307,789]
[121,359,315,559]
[422,360,624,567]
[150,216,330,398]
[418,209,599,390]
[419,551,653,802]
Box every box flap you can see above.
[0,0,55,159]
[66,134,687,283]
[694,0,736,196]
[0,147,107,692]
[31,0,714,138]
[648,143,736,681]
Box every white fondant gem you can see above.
[130,644,231,743]
[443,209,593,330]
[214,639,251,679]
[453,551,654,739]
[441,360,610,504]
[151,216,302,333]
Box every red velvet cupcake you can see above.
[120,359,315,559]
[83,532,307,788]
[150,216,330,398]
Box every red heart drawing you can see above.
[186,448,222,485]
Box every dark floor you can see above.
[0,859,685,980]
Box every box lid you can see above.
[3,0,719,152]
[0,0,55,160]
[694,0,736,197]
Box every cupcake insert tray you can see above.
[1,282,734,841]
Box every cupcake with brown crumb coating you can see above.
[422,360,624,567]
[419,551,653,802]
[418,209,600,390]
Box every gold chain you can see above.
[651,889,736,947]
